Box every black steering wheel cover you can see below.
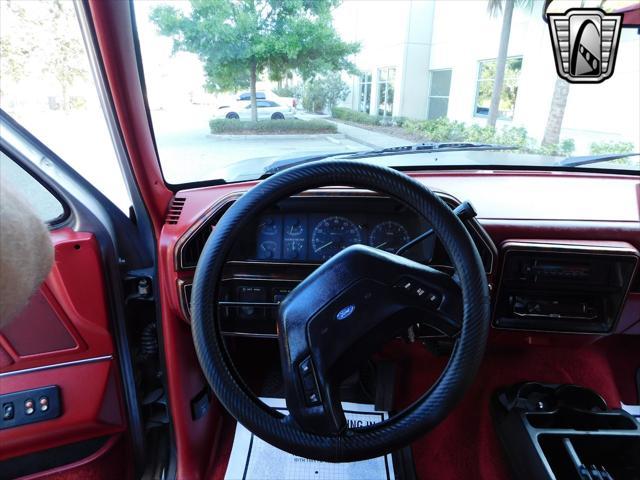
[191,160,490,461]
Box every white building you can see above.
[335,0,640,151]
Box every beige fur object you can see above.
[0,179,54,327]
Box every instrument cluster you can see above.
[255,212,419,262]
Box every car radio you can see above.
[494,242,638,333]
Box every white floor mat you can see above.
[224,398,395,480]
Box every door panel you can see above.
[0,228,126,461]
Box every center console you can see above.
[492,382,640,480]
[494,242,638,333]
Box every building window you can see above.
[427,69,452,120]
[474,56,523,120]
[359,73,372,113]
[377,67,396,117]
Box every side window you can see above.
[256,101,270,108]
[0,152,66,225]
[0,1,131,213]
[238,92,266,101]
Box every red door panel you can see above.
[0,228,126,461]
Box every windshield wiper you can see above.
[558,152,640,167]
[261,142,515,177]
[338,142,517,160]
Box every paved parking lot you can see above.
[151,106,367,184]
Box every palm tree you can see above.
[541,0,595,148]
[486,0,532,127]
[542,78,570,147]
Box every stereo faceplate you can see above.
[494,242,638,333]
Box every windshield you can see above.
[133,0,640,184]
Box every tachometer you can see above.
[311,216,361,260]
[369,221,410,253]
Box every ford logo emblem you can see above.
[336,304,356,321]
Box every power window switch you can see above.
[0,385,60,430]
[2,403,14,420]
[306,391,320,405]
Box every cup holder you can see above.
[501,382,608,414]
[492,382,640,480]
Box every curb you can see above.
[341,134,380,149]
[324,118,406,149]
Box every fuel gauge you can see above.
[283,215,307,260]
[256,214,282,260]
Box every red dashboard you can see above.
[161,169,640,333]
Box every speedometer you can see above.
[369,221,410,253]
[311,216,362,260]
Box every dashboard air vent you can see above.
[180,201,234,269]
[166,197,186,225]
[181,227,211,269]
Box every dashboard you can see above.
[166,172,640,341]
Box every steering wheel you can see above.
[191,160,490,462]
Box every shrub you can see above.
[272,85,297,98]
[589,141,634,155]
[404,117,467,142]
[332,107,410,127]
[495,126,529,149]
[302,75,350,113]
[403,117,581,155]
[464,123,496,143]
[209,119,337,134]
[559,138,576,156]
[331,109,586,156]
[332,107,381,125]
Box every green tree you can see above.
[150,0,359,121]
[0,0,87,110]
[486,0,532,127]
[541,78,570,147]
[0,2,35,97]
